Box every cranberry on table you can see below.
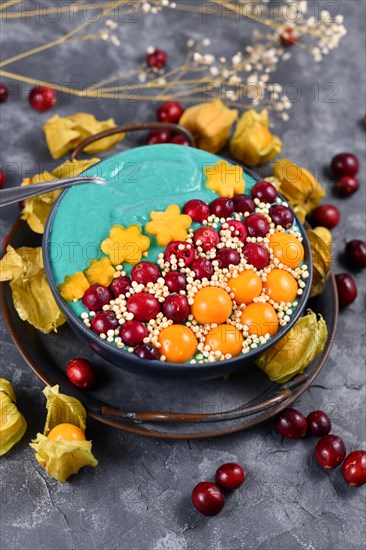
[331,153,359,178]
[66,358,96,389]
[183,199,210,223]
[336,176,359,196]
[146,48,168,69]
[274,408,308,438]
[193,227,220,252]
[0,83,9,103]
[110,275,132,298]
[342,450,366,487]
[162,293,190,323]
[226,219,248,243]
[345,240,366,269]
[251,180,278,203]
[127,293,161,322]
[210,197,234,218]
[91,311,118,335]
[306,410,331,436]
[215,463,246,490]
[170,134,189,146]
[82,284,112,311]
[269,205,294,228]
[164,271,186,292]
[216,248,240,269]
[233,194,255,214]
[335,273,357,307]
[131,261,161,285]
[191,482,225,516]
[120,320,148,347]
[164,241,195,266]
[28,85,57,111]
[315,435,346,469]
[0,168,6,189]
[147,129,172,145]
[311,205,340,229]
[244,214,270,238]
[157,101,184,123]
[134,343,160,360]
[191,257,214,280]
[243,243,269,270]
[280,26,299,46]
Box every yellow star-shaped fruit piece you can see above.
[145,204,192,246]
[101,225,150,265]
[204,160,245,198]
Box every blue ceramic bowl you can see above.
[43,145,312,381]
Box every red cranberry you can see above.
[233,194,255,214]
[336,176,359,196]
[91,311,118,335]
[251,181,278,203]
[274,408,308,438]
[210,197,234,218]
[215,463,246,490]
[280,26,299,46]
[170,134,189,146]
[307,410,331,436]
[162,294,190,323]
[120,320,148,347]
[147,129,172,145]
[146,48,168,69]
[315,435,346,469]
[28,86,57,112]
[82,284,112,311]
[345,240,366,269]
[164,241,195,267]
[2,234,9,252]
[183,199,210,223]
[19,200,25,210]
[191,258,214,280]
[243,243,269,270]
[127,293,161,322]
[134,343,160,360]
[164,271,186,292]
[193,227,220,252]
[66,358,96,389]
[191,482,225,516]
[131,261,161,285]
[331,153,359,178]
[110,276,132,298]
[244,214,270,238]
[216,248,240,269]
[226,220,248,243]
[342,450,366,487]
[312,205,340,229]
[0,169,5,189]
[269,205,295,228]
[335,273,357,307]
[157,101,184,123]
[0,83,9,103]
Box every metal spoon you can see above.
[0,175,106,207]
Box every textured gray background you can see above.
[0,1,365,549]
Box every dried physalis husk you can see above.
[307,227,333,297]
[256,310,328,383]
[0,246,66,333]
[43,113,125,159]
[30,386,98,483]
[0,378,27,457]
[20,158,100,234]
[179,99,238,153]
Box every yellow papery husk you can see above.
[0,378,27,457]
[256,310,327,383]
[20,158,100,234]
[229,109,282,167]
[179,99,238,153]
[30,386,98,483]
[0,246,66,333]
[307,228,333,297]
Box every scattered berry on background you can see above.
[0,83,9,103]
[244,213,270,238]
[314,435,347,469]
[335,273,358,307]
[28,85,57,112]
[336,176,359,196]
[131,261,161,285]
[251,180,278,203]
[157,101,184,123]
[91,311,119,335]
[345,240,366,269]
[280,26,299,46]
[170,134,189,146]
[182,199,210,223]
[120,320,149,347]
[147,129,172,145]
[191,257,214,280]
[274,408,308,439]
[164,270,186,292]
[0,168,6,189]
[210,197,234,218]
[146,48,168,69]
[311,204,340,229]
[193,227,220,252]
[162,293,190,323]
[191,482,225,516]
[331,152,359,178]
[269,205,294,228]
[306,410,331,436]
[110,275,132,298]
[134,343,159,360]
[66,358,96,389]
[82,284,112,311]
[342,450,366,487]
[215,463,246,491]
[127,293,161,322]
[233,194,255,214]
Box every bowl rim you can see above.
[42,145,313,373]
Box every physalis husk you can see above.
[0,378,27,457]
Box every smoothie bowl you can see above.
[43,144,312,380]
